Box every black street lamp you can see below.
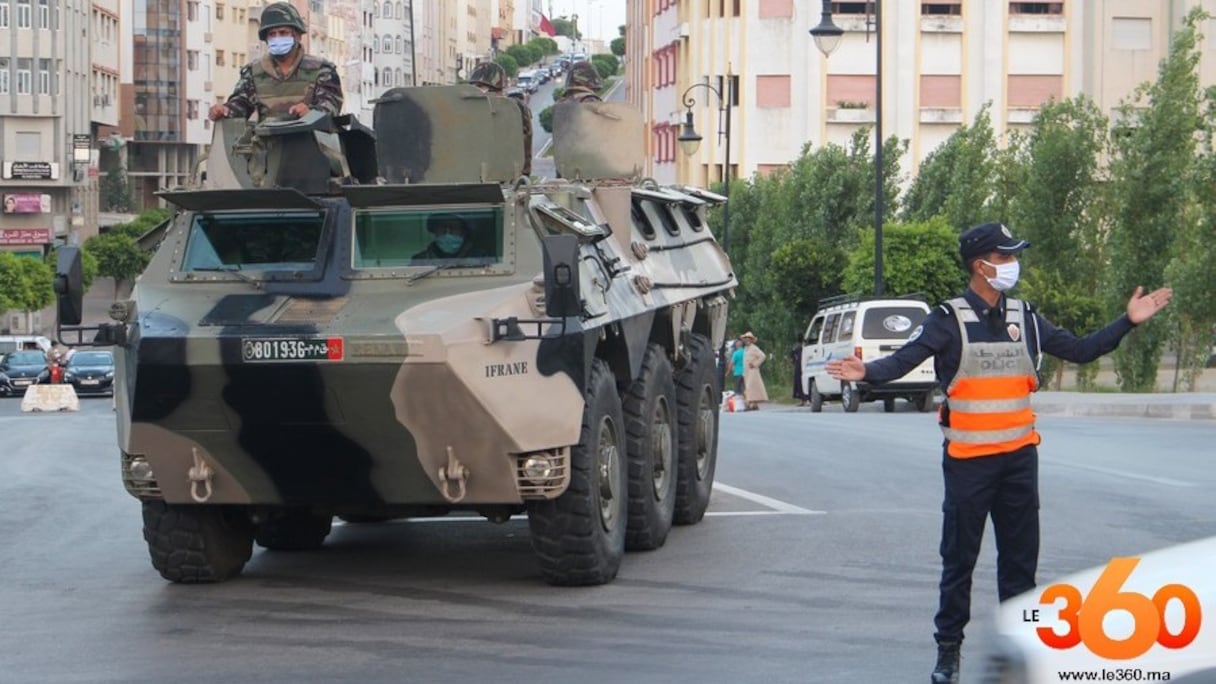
[678,77,734,391]
[678,77,733,254]
[811,0,884,297]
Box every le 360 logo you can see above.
[1026,557,1203,659]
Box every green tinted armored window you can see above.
[183,211,326,272]
[353,207,504,269]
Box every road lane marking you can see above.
[1044,460,1198,488]
[712,482,825,514]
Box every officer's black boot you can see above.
[931,641,960,684]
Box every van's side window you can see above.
[837,311,856,342]
[823,313,841,343]
[804,316,825,345]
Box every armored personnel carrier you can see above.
[53,85,735,586]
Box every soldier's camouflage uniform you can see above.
[223,53,344,122]
[562,61,604,103]
[469,62,533,176]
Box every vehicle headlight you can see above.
[127,457,156,483]
[522,454,560,483]
[105,371,114,378]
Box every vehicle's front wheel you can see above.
[809,380,824,413]
[142,501,253,583]
[527,359,627,586]
[674,333,719,526]
[623,344,678,550]
[841,382,860,413]
[254,510,333,551]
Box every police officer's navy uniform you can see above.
[854,222,1139,682]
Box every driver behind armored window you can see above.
[207,2,343,122]
[413,214,486,262]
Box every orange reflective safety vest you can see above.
[940,297,1041,458]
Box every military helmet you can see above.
[259,2,306,41]
[469,62,506,92]
[565,60,604,92]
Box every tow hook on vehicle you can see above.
[438,446,469,503]
[188,447,215,503]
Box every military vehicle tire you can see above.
[673,333,719,526]
[142,501,253,583]
[526,359,627,586]
[622,343,678,551]
[841,382,861,413]
[809,380,824,413]
[254,511,333,551]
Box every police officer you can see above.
[468,62,533,176]
[208,2,343,122]
[561,60,604,103]
[826,221,1173,684]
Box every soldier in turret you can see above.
[208,2,344,122]
[560,61,604,103]
[468,62,533,176]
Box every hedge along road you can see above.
[0,398,1212,683]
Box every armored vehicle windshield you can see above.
[353,206,504,269]
[183,210,327,274]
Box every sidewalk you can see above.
[1030,391,1216,421]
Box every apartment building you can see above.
[631,0,1216,188]
[368,0,416,100]
[414,0,453,85]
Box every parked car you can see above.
[0,350,48,396]
[800,294,938,413]
[59,349,116,396]
[981,535,1216,683]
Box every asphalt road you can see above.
[1,399,1212,683]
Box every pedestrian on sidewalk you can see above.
[826,221,1173,684]
[729,338,746,396]
[741,332,768,411]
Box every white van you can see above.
[800,295,937,413]
[0,335,52,355]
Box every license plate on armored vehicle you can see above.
[241,337,344,362]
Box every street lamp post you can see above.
[677,77,733,253]
[811,0,884,297]
[677,77,733,392]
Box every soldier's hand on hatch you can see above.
[208,104,230,121]
[1126,286,1174,325]
[826,356,865,382]
[289,103,311,118]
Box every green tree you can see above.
[902,104,998,232]
[998,96,1110,388]
[842,216,967,306]
[46,246,99,292]
[539,105,555,133]
[528,37,558,55]
[0,253,54,318]
[84,232,152,297]
[610,37,625,57]
[506,44,537,67]
[99,152,134,212]
[591,54,618,79]
[1105,7,1208,391]
[494,53,519,79]
[552,17,579,39]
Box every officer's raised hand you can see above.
[288,102,311,118]
[208,103,231,121]
[826,355,865,382]
[1126,286,1173,324]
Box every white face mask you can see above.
[267,35,295,57]
[981,259,1020,292]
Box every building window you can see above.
[395,1,402,19]
[0,1,8,28]
[382,35,391,52]
[216,50,225,66]
[830,2,873,14]
[396,67,403,86]
[715,74,740,105]
[382,1,390,18]
[16,58,31,93]
[187,0,197,21]
[395,35,402,53]
[0,59,8,93]
[215,2,223,19]
[187,99,199,119]
[16,0,30,28]
[36,0,45,27]
[922,2,961,15]
[383,69,391,87]
[188,50,199,70]
[1009,2,1063,14]
[37,58,49,94]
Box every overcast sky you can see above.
[545,0,627,44]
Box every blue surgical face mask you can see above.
[435,234,465,254]
[267,35,295,57]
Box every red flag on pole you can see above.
[532,9,556,37]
